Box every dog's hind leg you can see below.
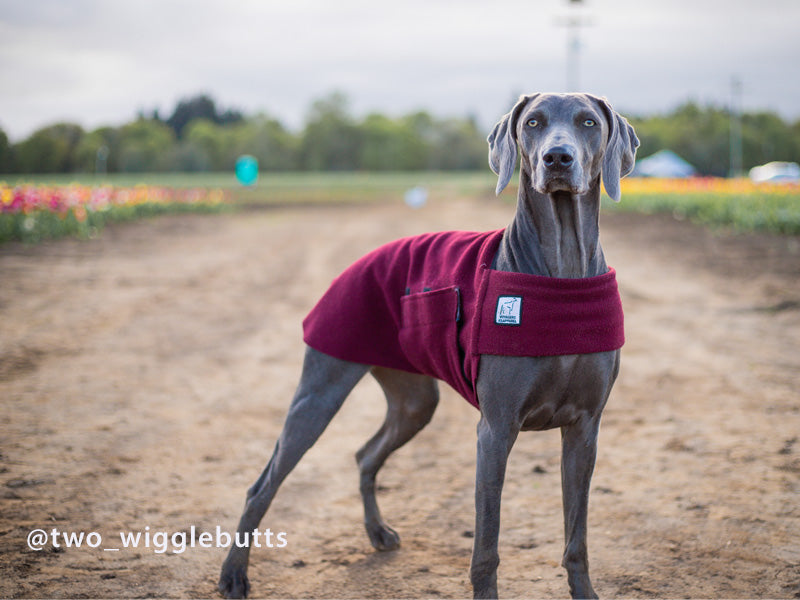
[355,367,439,551]
[219,346,369,599]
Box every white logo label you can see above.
[495,296,522,325]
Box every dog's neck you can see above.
[494,170,607,279]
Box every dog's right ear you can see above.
[487,94,536,195]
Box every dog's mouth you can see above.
[535,176,585,196]
[542,178,574,193]
[530,160,590,196]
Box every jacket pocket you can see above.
[398,286,463,384]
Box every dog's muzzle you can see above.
[536,144,586,195]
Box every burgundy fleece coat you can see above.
[302,229,624,409]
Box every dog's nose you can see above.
[542,146,575,171]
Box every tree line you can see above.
[631,102,800,176]
[1,92,799,176]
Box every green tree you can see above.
[427,116,485,170]
[184,119,227,169]
[13,123,84,173]
[741,111,799,168]
[163,140,212,171]
[300,92,361,170]
[359,113,428,170]
[230,116,299,171]
[401,111,435,169]
[74,126,118,173]
[793,119,800,162]
[165,94,243,139]
[184,116,299,171]
[0,127,13,173]
[360,114,402,170]
[116,119,175,172]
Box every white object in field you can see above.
[404,186,428,209]
[749,161,800,183]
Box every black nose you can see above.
[542,146,575,171]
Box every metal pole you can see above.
[729,77,743,178]
[557,0,591,92]
[95,145,109,176]
[567,20,579,91]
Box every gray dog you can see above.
[219,92,639,599]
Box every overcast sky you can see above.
[1,0,798,141]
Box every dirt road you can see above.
[1,196,799,598]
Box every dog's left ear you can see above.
[487,94,537,195]
[592,96,639,202]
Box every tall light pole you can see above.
[729,77,743,178]
[557,0,592,92]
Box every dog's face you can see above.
[488,93,639,201]
[515,94,606,196]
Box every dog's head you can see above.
[488,93,639,201]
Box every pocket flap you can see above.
[400,286,460,328]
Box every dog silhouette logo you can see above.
[495,296,522,325]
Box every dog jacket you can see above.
[302,229,624,409]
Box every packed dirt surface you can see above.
[1,195,799,599]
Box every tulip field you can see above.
[609,177,800,234]
[0,182,229,243]
[1,173,799,244]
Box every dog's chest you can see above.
[479,351,620,430]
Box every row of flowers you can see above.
[611,177,800,234]
[619,176,800,195]
[0,183,229,243]
[2,177,798,242]
[1,183,228,218]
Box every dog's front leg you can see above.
[560,416,601,600]
[470,415,518,599]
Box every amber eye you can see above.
[583,119,596,127]
[527,118,538,128]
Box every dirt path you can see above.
[1,196,799,599]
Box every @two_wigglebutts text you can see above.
[27,526,287,555]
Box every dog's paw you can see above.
[367,522,401,551]
[472,586,499,600]
[218,564,250,599]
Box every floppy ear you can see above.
[594,97,639,202]
[487,94,537,195]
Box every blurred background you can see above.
[0,0,798,179]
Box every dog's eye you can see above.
[527,119,538,128]
[583,119,596,127]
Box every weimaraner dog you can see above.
[219,92,639,599]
